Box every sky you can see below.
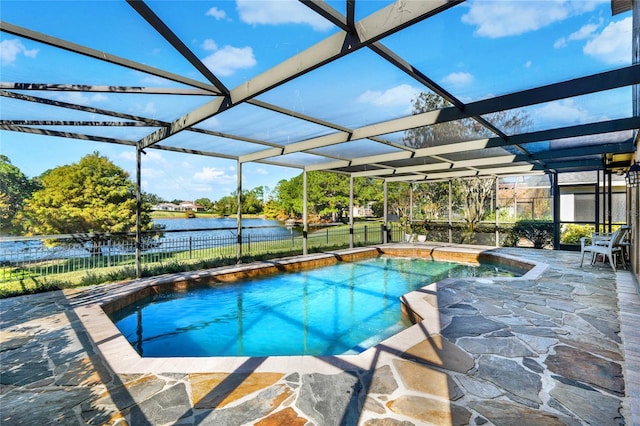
[0,0,633,202]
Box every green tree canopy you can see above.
[144,192,165,206]
[242,187,265,215]
[266,173,386,222]
[0,155,40,234]
[213,194,238,216]
[194,197,214,211]
[268,172,352,222]
[19,152,155,253]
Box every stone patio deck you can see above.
[1,246,639,425]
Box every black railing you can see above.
[1,222,527,283]
[0,224,388,282]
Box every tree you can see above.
[268,172,353,222]
[456,177,496,231]
[271,176,304,219]
[242,187,264,215]
[194,197,214,212]
[0,155,40,234]
[19,152,157,255]
[381,182,411,219]
[213,194,237,216]
[268,175,386,221]
[144,192,165,206]
[307,172,351,221]
[412,181,451,220]
[403,93,530,149]
[353,177,382,209]
[404,92,530,230]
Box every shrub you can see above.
[561,223,594,244]
[505,220,553,249]
[412,221,432,235]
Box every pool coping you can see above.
[72,243,547,376]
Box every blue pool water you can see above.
[110,256,520,357]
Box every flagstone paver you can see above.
[1,246,638,425]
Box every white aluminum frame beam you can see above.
[306,116,640,174]
[244,66,640,165]
[138,0,457,149]
[0,83,214,95]
[0,21,219,93]
[384,164,537,182]
[1,89,287,150]
[351,155,518,178]
[127,0,229,95]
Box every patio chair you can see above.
[580,226,629,271]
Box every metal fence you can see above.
[1,221,528,283]
[1,224,388,283]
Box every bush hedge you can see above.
[504,220,554,249]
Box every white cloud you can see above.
[554,37,567,48]
[534,99,590,124]
[202,45,256,76]
[143,150,169,165]
[202,39,218,51]
[139,73,173,86]
[555,20,602,49]
[442,72,474,87]
[206,7,227,20]
[254,167,268,175]
[461,0,607,38]
[524,60,532,68]
[236,0,333,31]
[200,116,221,128]
[118,149,168,166]
[193,167,236,184]
[117,150,136,162]
[0,39,38,65]
[92,94,109,103]
[157,176,214,196]
[140,166,166,179]
[140,102,158,116]
[54,92,109,106]
[569,21,601,41]
[583,17,632,64]
[357,84,419,107]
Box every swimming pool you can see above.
[109,255,520,357]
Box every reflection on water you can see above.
[110,256,520,357]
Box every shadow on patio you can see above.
[0,247,637,425]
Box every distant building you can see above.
[179,201,204,212]
[152,202,181,211]
[352,203,374,218]
[152,201,204,212]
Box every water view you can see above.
[154,217,296,239]
[0,217,296,261]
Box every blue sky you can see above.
[0,0,633,202]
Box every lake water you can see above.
[155,217,296,239]
[0,217,294,261]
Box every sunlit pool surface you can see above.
[109,256,520,357]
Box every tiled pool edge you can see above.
[72,244,547,376]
